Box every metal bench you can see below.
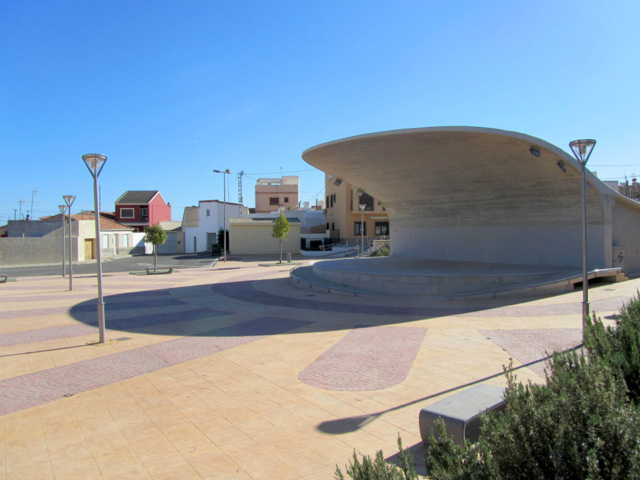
[419,384,506,446]
[146,267,173,275]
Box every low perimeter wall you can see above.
[0,237,77,267]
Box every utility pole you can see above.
[13,209,17,220]
[18,200,25,219]
[30,189,36,219]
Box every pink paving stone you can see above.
[0,324,98,347]
[0,316,310,416]
[480,328,582,377]
[298,325,427,391]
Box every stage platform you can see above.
[290,257,625,298]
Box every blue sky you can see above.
[1,1,639,222]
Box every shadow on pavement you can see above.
[68,276,525,337]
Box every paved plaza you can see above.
[1,258,637,479]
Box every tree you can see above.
[271,211,290,263]
[144,224,167,268]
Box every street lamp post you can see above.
[569,139,596,337]
[83,154,108,344]
[213,169,231,262]
[63,195,76,290]
[58,204,67,277]
[359,204,366,255]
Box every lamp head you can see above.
[83,154,107,177]
[569,139,596,166]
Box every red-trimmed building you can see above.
[114,191,171,232]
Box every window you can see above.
[123,235,129,247]
[284,197,289,203]
[270,197,279,205]
[354,222,366,236]
[120,208,134,219]
[375,222,389,235]
[206,209,210,217]
[102,234,109,246]
[356,192,374,211]
[140,207,148,216]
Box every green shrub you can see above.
[584,295,640,404]
[370,245,390,257]
[425,351,640,479]
[335,437,417,480]
[339,297,640,479]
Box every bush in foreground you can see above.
[337,296,640,479]
[335,437,417,480]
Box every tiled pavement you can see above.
[0,259,636,479]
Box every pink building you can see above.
[114,191,171,232]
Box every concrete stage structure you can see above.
[298,127,640,297]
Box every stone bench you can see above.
[146,267,173,275]
[419,384,506,446]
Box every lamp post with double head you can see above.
[213,169,231,262]
[83,154,108,344]
[569,139,596,337]
[59,204,67,277]
[63,195,76,290]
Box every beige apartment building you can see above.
[324,174,389,243]
[255,176,299,213]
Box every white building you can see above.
[182,200,244,253]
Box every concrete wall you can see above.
[230,223,300,255]
[8,220,63,237]
[0,237,77,266]
[392,224,608,269]
[612,199,640,274]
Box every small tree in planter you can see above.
[144,224,167,268]
[272,211,290,264]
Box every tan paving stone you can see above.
[3,265,639,478]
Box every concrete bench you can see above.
[419,384,506,446]
[146,267,173,275]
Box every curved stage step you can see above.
[290,257,625,298]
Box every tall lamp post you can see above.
[59,204,67,277]
[359,204,366,255]
[569,139,596,336]
[83,154,108,344]
[63,195,76,290]
[213,169,231,262]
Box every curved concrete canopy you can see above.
[303,127,640,272]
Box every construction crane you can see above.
[237,171,244,204]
